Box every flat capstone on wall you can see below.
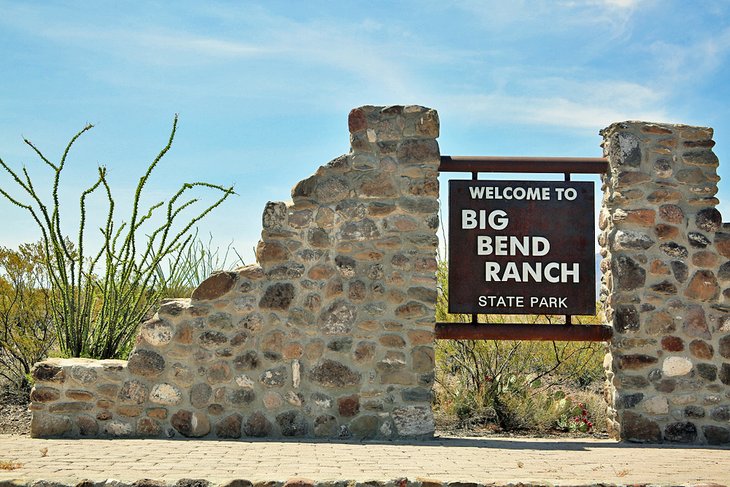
[29,105,441,439]
[600,122,730,444]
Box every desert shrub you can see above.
[0,243,54,391]
[434,336,606,431]
[563,389,608,433]
[434,260,608,433]
[0,116,234,359]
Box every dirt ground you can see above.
[0,388,31,436]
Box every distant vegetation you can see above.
[0,243,53,390]
[434,261,608,434]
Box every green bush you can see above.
[0,116,234,359]
[0,243,54,391]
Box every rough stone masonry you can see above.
[28,107,730,444]
[29,105,441,439]
[600,122,730,444]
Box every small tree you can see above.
[0,243,54,391]
[0,116,235,359]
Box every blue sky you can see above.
[1,0,729,265]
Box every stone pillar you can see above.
[600,122,730,444]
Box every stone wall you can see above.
[29,105,441,439]
[30,108,730,445]
[600,122,730,444]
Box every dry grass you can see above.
[0,460,22,470]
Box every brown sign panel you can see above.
[449,180,595,315]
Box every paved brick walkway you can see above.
[0,435,727,486]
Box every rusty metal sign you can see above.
[448,179,595,315]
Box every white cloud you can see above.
[648,27,730,84]
[603,0,640,7]
[0,2,683,134]
[566,0,643,9]
[453,0,643,38]
[38,27,269,66]
[25,10,435,103]
[141,34,266,58]
[434,78,669,130]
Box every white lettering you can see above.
[562,263,580,283]
[469,186,486,199]
[489,210,508,230]
[479,295,524,307]
[476,236,493,255]
[476,236,549,256]
[555,187,578,201]
[485,262,501,281]
[495,236,509,256]
[502,262,521,281]
[544,263,561,283]
[511,236,529,256]
[523,262,542,282]
[529,296,569,308]
[461,209,509,230]
[483,262,581,283]
[462,209,477,229]
[532,236,550,256]
[467,186,552,201]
